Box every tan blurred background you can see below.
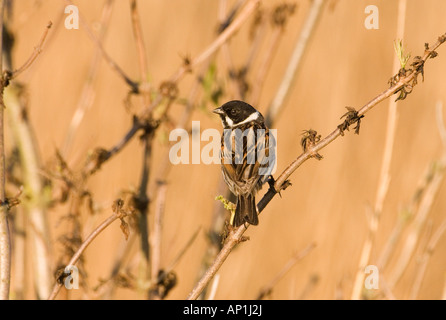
[6,0,446,299]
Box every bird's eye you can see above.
[230,109,238,115]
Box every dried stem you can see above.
[206,274,220,300]
[274,32,445,192]
[187,224,246,300]
[409,219,446,299]
[148,181,166,299]
[9,21,52,80]
[135,137,152,297]
[63,0,138,91]
[442,278,446,300]
[61,0,114,156]
[168,0,260,85]
[436,100,446,149]
[265,0,325,126]
[48,207,133,300]
[351,0,407,300]
[256,242,316,299]
[386,100,446,291]
[387,159,445,289]
[5,85,53,299]
[130,0,149,82]
[129,0,151,108]
[1,14,56,299]
[0,0,10,300]
[250,27,282,106]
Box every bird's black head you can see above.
[213,100,262,128]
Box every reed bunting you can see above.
[213,100,275,227]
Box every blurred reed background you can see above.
[3,0,446,299]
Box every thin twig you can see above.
[61,0,114,156]
[219,0,243,100]
[409,219,446,299]
[436,100,446,149]
[265,0,325,126]
[206,274,220,300]
[0,0,10,300]
[63,0,138,91]
[48,206,133,300]
[130,0,149,82]
[139,0,260,118]
[387,100,446,291]
[148,181,167,299]
[351,0,407,300]
[135,137,152,297]
[5,85,53,299]
[387,161,445,289]
[3,16,55,299]
[274,32,446,192]
[166,227,201,273]
[442,277,446,300]
[9,21,52,80]
[256,242,316,299]
[168,0,260,85]
[129,0,151,108]
[250,27,282,106]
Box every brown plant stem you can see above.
[351,0,407,300]
[129,0,151,108]
[9,21,52,80]
[135,137,152,297]
[148,181,166,299]
[0,0,10,300]
[48,208,132,300]
[409,219,446,299]
[5,85,53,299]
[63,0,138,91]
[265,0,325,126]
[61,0,114,156]
[2,16,55,299]
[256,242,316,299]
[168,0,260,85]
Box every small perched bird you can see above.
[213,100,275,227]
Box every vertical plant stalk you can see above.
[61,0,114,156]
[0,0,11,300]
[386,102,446,290]
[256,242,316,299]
[409,219,446,299]
[148,181,166,299]
[2,18,54,299]
[48,209,130,300]
[388,163,445,289]
[4,86,53,299]
[265,0,325,126]
[167,0,260,85]
[130,0,151,108]
[64,0,138,91]
[350,0,407,300]
[250,27,282,106]
[136,137,152,297]
[12,206,26,299]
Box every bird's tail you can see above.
[234,194,258,227]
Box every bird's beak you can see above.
[213,107,224,115]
